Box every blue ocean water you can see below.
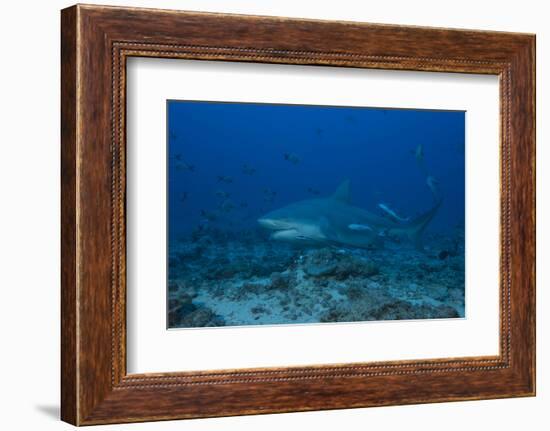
[167,100,465,328]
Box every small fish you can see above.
[438,250,450,260]
[194,223,207,233]
[413,144,424,162]
[239,201,249,209]
[219,200,235,213]
[412,144,427,175]
[172,153,183,161]
[215,190,230,199]
[263,188,277,196]
[378,203,410,223]
[175,161,195,172]
[217,175,233,184]
[283,153,300,165]
[307,187,320,195]
[179,192,188,203]
[315,128,323,136]
[200,209,218,222]
[262,188,277,202]
[426,176,440,199]
[169,130,178,140]
[241,164,256,175]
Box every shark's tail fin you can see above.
[406,199,443,250]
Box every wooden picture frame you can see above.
[61,4,535,425]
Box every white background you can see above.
[0,0,546,430]
[127,59,500,373]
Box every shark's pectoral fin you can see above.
[319,216,334,236]
[319,217,343,243]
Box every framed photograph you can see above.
[61,4,535,425]
[164,100,463,330]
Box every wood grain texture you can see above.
[60,5,78,425]
[60,4,536,425]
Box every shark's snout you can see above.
[258,217,284,230]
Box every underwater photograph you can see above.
[167,100,465,329]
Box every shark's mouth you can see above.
[270,228,299,240]
[270,228,320,243]
[258,217,326,243]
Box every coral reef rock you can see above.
[167,233,465,328]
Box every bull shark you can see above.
[258,180,441,250]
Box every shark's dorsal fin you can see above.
[332,180,351,203]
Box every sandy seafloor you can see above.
[167,228,465,329]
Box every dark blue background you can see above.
[167,100,465,240]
